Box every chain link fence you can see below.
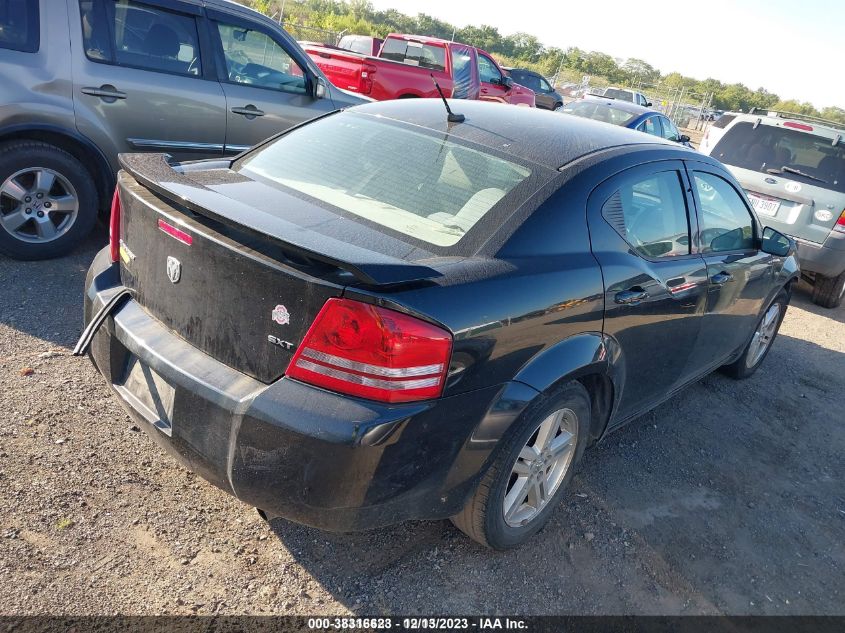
[281,21,341,45]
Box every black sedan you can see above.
[76,100,798,549]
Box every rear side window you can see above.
[693,172,755,253]
[0,0,39,53]
[381,38,445,71]
[82,0,202,76]
[712,114,736,129]
[712,121,845,193]
[603,171,691,259]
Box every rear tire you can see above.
[0,140,98,260]
[450,381,590,549]
[721,289,788,379]
[811,271,845,309]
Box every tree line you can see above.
[248,0,844,124]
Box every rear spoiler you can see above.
[118,153,443,286]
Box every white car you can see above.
[599,86,651,107]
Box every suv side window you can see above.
[603,171,691,259]
[538,76,552,92]
[214,21,306,94]
[86,0,202,76]
[0,0,39,53]
[478,53,502,84]
[693,172,755,253]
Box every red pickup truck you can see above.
[302,34,535,107]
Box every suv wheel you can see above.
[0,141,98,260]
[811,271,845,309]
[450,381,590,549]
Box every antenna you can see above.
[430,74,465,123]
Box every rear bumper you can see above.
[83,247,531,531]
[792,231,845,278]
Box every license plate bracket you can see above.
[116,357,176,436]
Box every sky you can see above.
[368,0,844,110]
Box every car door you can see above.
[72,0,227,163]
[587,161,709,423]
[205,8,336,153]
[477,51,509,103]
[686,163,775,369]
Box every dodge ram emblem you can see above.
[272,304,290,325]
[166,256,181,284]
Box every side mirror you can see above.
[500,76,513,90]
[679,134,691,144]
[761,226,792,257]
[314,78,327,100]
[646,101,652,107]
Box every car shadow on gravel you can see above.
[0,230,105,349]
[266,331,845,615]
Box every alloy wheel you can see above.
[502,407,579,527]
[746,303,781,369]
[0,167,79,243]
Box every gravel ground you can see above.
[1,231,843,616]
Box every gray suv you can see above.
[0,0,365,259]
[704,110,845,308]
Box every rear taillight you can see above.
[361,63,377,95]
[108,187,121,263]
[286,298,452,403]
[784,121,813,132]
[834,210,845,234]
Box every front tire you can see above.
[811,271,845,309]
[0,140,98,260]
[451,381,590,549]
[721,289,788,379]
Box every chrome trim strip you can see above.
[300,348,443,377]
[294,359,441,390]
[126,138,225,152]
[225,145,253,153]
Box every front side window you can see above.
[478,53,502,84]
[660,116,680,142]
[603,171,691,259]
[215,21,306,94]
[538,76,552,92]
[238,113,533,248]
[694,172,755,253]
[90,0,201,76]
[0,0,38,52]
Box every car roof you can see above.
[579,95,656,116]
[729,112,845,139]
[347,99,680,168]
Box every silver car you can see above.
[0,0,365,259]
[704,110,845,308]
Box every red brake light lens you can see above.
[286,298,452,403]
[108,187,121,263]
[783,121,813,132]
[834,209,845,234]
[158,218,193,245]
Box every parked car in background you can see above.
[505,68,563,110]
[303,34,535,106]
[704,110,845,307]
[598,86,651,107]
[562,96,692,146]
[337,34,383,56]
[78,99,797,550]
[0,0,365,260]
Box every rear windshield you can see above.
[563,101,636,126]
[603,88,633,101]
[712,122,845,194]
[238,113,533,248]
[712,114,735,129]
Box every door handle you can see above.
[231,105,265,118]
[81,85,126,102]
[614,289,649,305]
[710,271,734,286]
